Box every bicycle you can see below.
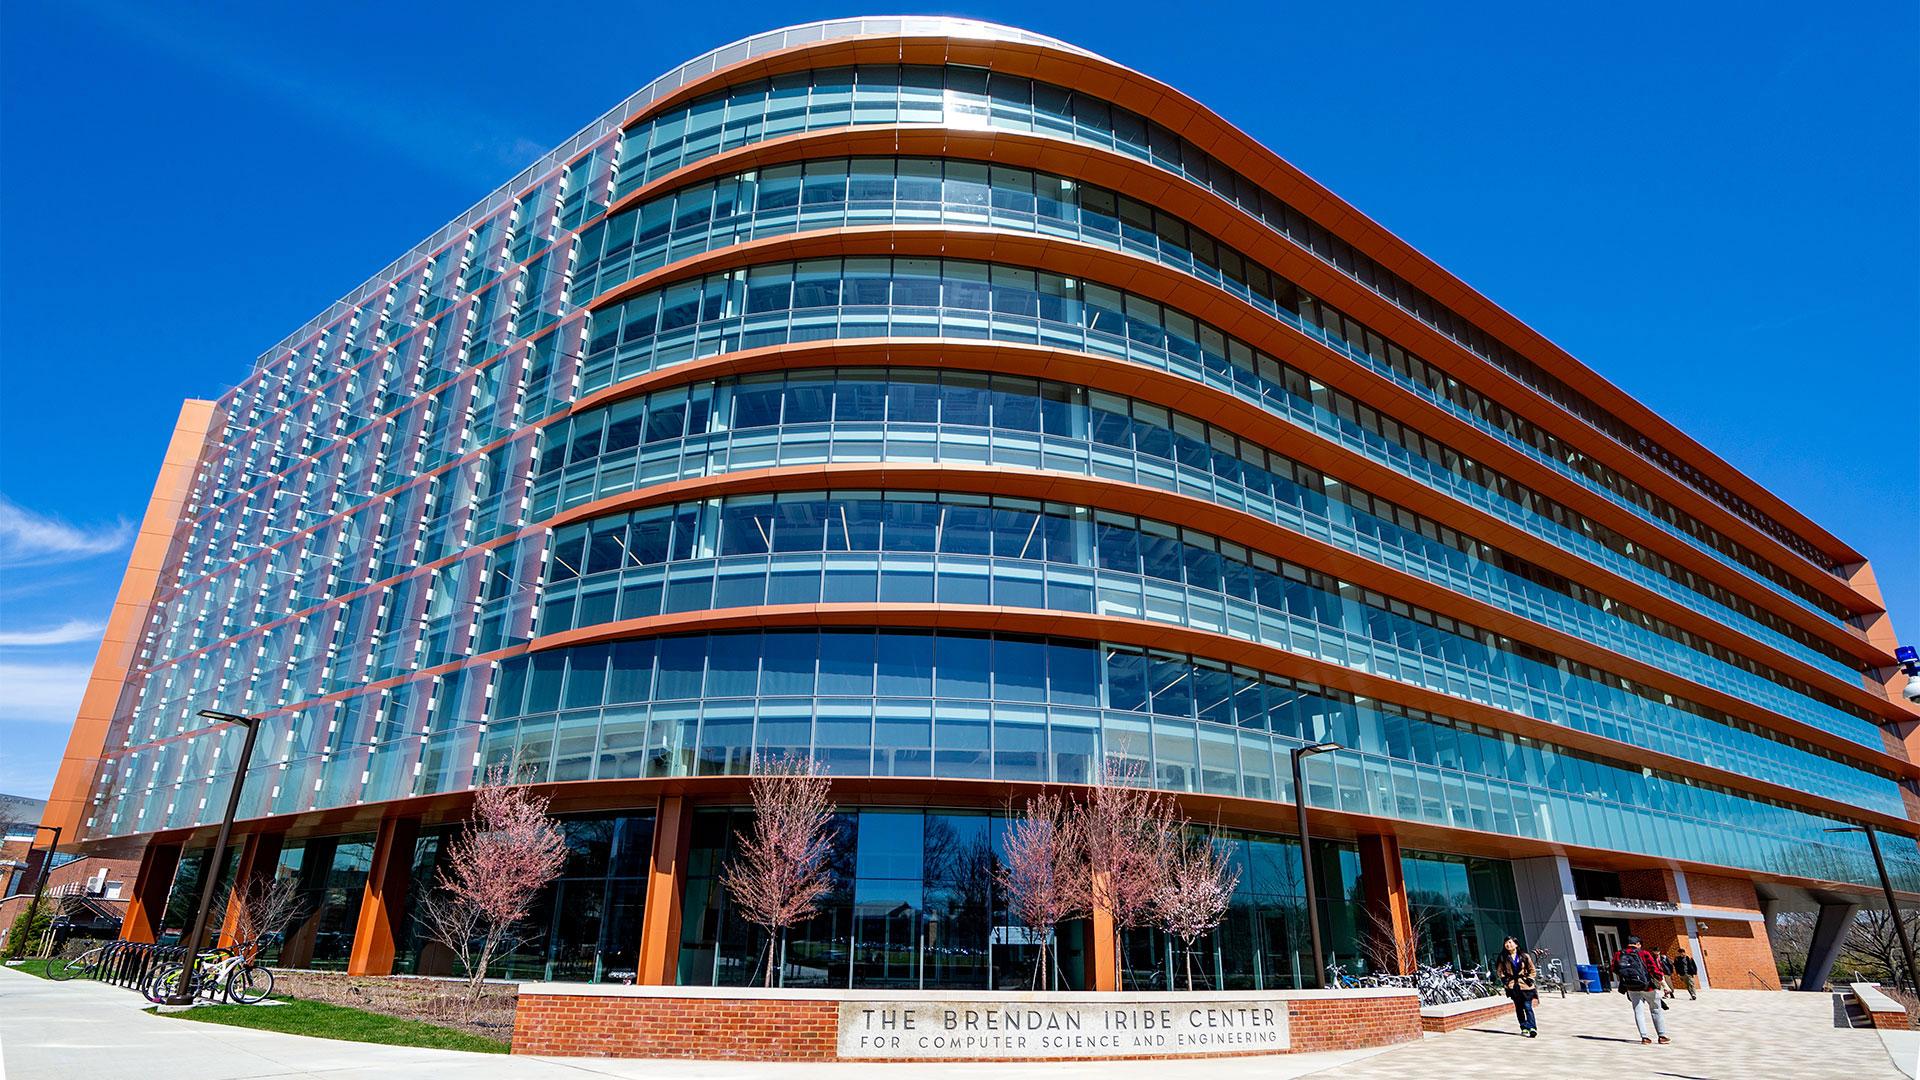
[1531,949,1569,998]
[147,940,275,1005]
[47,944,106,982]
[1325,962,1366,989]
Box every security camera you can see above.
[1898,645,1920,704]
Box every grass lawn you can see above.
[147,996,510,1054]
[2,959,59,979]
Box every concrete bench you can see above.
[1849,982,1911,1030]
[1419,994,1513,1033]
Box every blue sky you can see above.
[1,1,1914,801]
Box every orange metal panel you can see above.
[636,794,692,985]
[43,401,217,850]
[119,841,182,944]
[1358,834,1414,974]
[346,815,422,976]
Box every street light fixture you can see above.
[1826,824,1920,994]
[1292,741,1342,989]
[161,709,264,1006]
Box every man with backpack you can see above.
[1612,935,1671,1044]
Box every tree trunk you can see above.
[763,932,776,988]
[1184,942,1193,992]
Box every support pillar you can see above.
[636,796,692,985]
[1800,902,1861,991]
[217,832,285,948]
[1513,855,1588,970]
[347,815,422,976]
[1356,834,1413,973]
[119,841,182,943]
[1087,877,1118,992]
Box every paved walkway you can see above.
[2,966,1911,1080]
[1330,987,1913,1080]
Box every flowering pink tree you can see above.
[995,792,1088,988]
[1080,755,1179,987]
[1155,828,1241,990]
[719,754,838,987]
[417,768,569,1005]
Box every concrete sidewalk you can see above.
[7,966,1908,1080]
[0,966,1394,1080]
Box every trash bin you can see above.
[1576,963,1603,993]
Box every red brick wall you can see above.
[1284,996,1421,1054]
[511,992,1421,1061]
[513,995,838,1059]
[1685,875,1777,991]
[1421,999,1513,1033]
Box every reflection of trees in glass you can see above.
[718,756,838,987]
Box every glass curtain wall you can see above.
[1401,850,1523,972]
[1116,834,1363,990]
[392,811,654,982]
[678,807,1363,991]
[258,835,376,970]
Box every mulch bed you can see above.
[267,970,518,1041]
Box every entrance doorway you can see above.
[1594,925,1623,965]
[1585,919,1631,989]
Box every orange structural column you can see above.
[1358,834,1415,974]
[1087,870,1119,992]
[120,841,183,943]
[346,816,422,976]
[41,400,217,850]
[217,832,285,949]
[636,795,692,985]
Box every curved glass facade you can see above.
[481,630,1904,890]
[541,492,1898,813]
[607,65,1853,626]
[77,18,1914,995]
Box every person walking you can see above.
[1495,936,1539,1037]
[1612,934,1671,1045]
[1670,947,1699,999]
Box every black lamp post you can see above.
[1827,824,1920,994]
[162,710,263,1006]
[18,824,62,958]
[1291,741,1342,989]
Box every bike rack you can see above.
[89,940,188,995]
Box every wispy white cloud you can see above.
[74,0,551,183]
[0,496,131,566]
[0,662,92,724]
[0,620,107,647]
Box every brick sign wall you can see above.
[511,986,1421,1062]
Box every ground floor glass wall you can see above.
[1401,849,1523,972]
[677,807,1368,991]
[391,810,654,982]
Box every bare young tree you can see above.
[1154,828,1241,990]
[1080,755,1179,988]
[417,768,570,1006]
[996,792,1089,988]
[719,754,838,987]
[1362,904,1442,977]
[225,874,306,958]
[1770,910,1815,986]
[1840,908,1920,991]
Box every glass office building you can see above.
[46,18,1918,992]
